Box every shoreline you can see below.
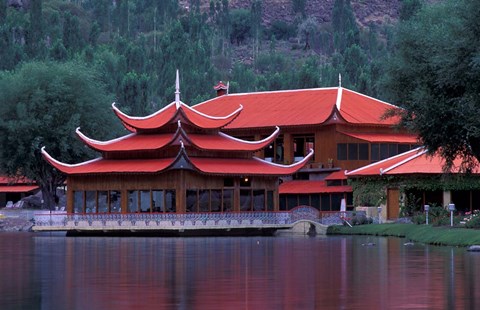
[327,223,480,247]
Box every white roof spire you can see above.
[175,69,180,107]
[339,73,342,88]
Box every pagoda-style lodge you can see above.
[40,72,316,234]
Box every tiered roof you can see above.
[194,86,404,130]
[0,176,38,193]
[43,72,312,176]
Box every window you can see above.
[240,189,252,211]
[253,190,265,211]
[199,190,210,212]
[152,190,164,212]
[128,191,139,213]
[86,191,96,213]
[211,190,222,212]
[224,178,234,187]
[348,143,358,160]
[186,190,197,212]
[223,189,234,212]
[293,135,314,161]
[165,190,176,212]
[73,191,84,213]
[337,143,347,160]
[98,191,108,213]
[240,176,251,187]
[140,190,150,212]
[267,191,274,211]
[110,191,121,213]
[264,136,284,163]
[371,144,380,161]
[359,143,369,160]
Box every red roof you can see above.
[112,102,242,132]
[324,170,348,180]
[194,87,401,129]
[338,132,418,143]
[42,147,313,176]
[0,185,39,193]
[213,81,228,90]
[347,147,480,176]
[279,180,352,194]
[77,126,279,153]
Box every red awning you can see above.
[0,185,39,193]
[279,180,352,194]
[338,132,418,143]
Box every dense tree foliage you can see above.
[382,0,480,169]
[0,61,121,208]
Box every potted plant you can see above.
[327,158,334,168]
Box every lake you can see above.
[1,232,479,309]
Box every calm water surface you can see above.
[1,232,480,310]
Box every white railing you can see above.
[33,206,362,231]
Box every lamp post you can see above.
[424,204,430,225]
[377,206,382,224]
[448,203,455,227]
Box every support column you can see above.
[66,188,74,213]
[176,170,186,213]
[443,190,451,208]
[283,133,293,164]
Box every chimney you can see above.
[213,81,229,97]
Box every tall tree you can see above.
[27,0,43,57]
[332,0,359,53]
[381,0,480,169]
[0,61,120,208]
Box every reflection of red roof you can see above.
[0,185,39,193]
[347,147,480,176]
[324,170,348,180]
[279,180,352,194]
[113,101,242,132]
[194,87,401,129]
[338,132,418,143]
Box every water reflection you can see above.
[0,233,480,309]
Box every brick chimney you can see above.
[213,81,229,97]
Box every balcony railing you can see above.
[33,206,362,231]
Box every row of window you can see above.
[73,188,274,213]
[337,143,419,161]
[280,193,353,211]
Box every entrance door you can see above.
[387,188,400,220]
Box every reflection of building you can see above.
[42,73,312,214]
[0,176,39,208]
[195,81,418,211]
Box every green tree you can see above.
[382,0,480,169]
[399,0,423,21]
[0,61,120,209]
[298,16,318,50]
[332,0,359,52]
[229,9,251,45]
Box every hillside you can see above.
[179,0,403,28]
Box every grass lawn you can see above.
[327,223,480,247]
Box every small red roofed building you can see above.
[0,176,39,208]
[42,72,312,215]
[347,147,480,220]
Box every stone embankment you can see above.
[0,209,35,232]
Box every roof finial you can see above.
[226,81,230,94]
[175,69,180,107]
[338,73,342,88]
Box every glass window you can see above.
[140,190,150,212]
[321,194,331,211]
[211,190,221,212]
[359,143,369,160]
[371,144,379,161]
[110,191,121,213]
[348,143,358,160]
[337,143,347,160]
[299,194,309,206]
[98,191,108,213]
[311,195,320,210]
[186,190,197,212]
[253,190,265,211]
[331,194,343,211]
[223,189,234,212]
[86,191,96,213]
[240,189,251,211]
[267,191,274,211]
[128,191,139,213]
[152,190,164,212]
[286,195,297,210]
[389,144,398,157]
[398,144,410,154]
[279,196,287,211]
[165,190,176,212]
[380,144,389,160]
[73,191,84,213]
[199,190,210,212]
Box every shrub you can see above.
[350,214,373,226]
[412,214,426,225]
